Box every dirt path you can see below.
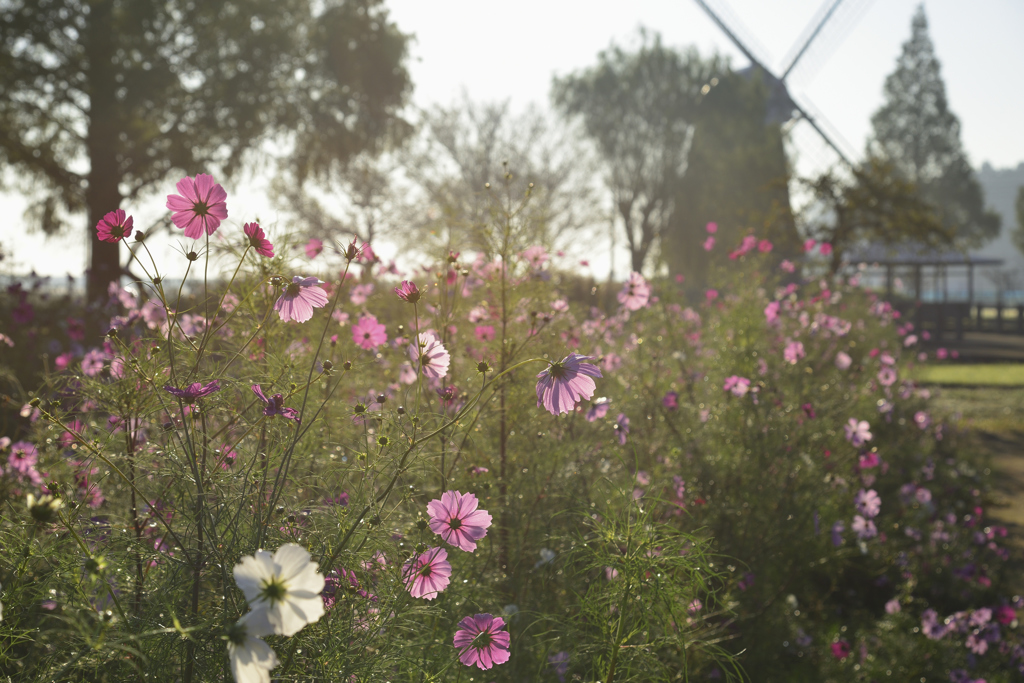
[929,386,1024,544]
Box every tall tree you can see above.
[0,0,411,302]
[552,31,722,273]
[867,5,999,248]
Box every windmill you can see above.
[692,0,875,170]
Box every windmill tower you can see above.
[665,0,872,284]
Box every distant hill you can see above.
[975,162,1024,279]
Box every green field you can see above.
[913,362,1024,386]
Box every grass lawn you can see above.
[913,362,1024,386]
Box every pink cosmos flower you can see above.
[705,289,718,302]
[662,391,679,410]
[95,209,134,243]
[403,547,452,600]
[914,411,931,430]
[453,613,511,670]
[352,313,387,348]
[854,489,881,518]
[81,348,108,377]
[394,280,420,303]
[780,259,796,273]
[410,333,450,379]
[783,341,805,364]
[166,173,228,239]
[535,353,602,415]
[703,236,715,251]
[852,514,877,539]
[705,221,717,234]
[304,238,323,259]
[252,384,300,422]
[803,238,817,253]
[428,490,492,552]
[844,418,872,446]
[587,397,611,421]
[835,351,852,370]
[877,366,897,387]
[617,272,651,311]
[164,380,221,401]
[244,223,274,258]
[521,245,549,269]
[723,375,750,397]
[830,641,850,659]
[764,301,780,324]
[474,325,496,342]
[8,441,39,474]
[757,239,773,252]
[820,242,833,255]
[275,276,329,324]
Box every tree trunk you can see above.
[84,0,122,305]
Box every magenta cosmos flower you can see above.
[164,379,222,401]
[8,441,39,474]
[244,223,274,258]
[95,209,134,243]
[617,271,651,311]
[535,353,602,416]
[252,384,300,422]
[453,613,511,670]
[783,341,805,364]
[402,546,452,600]
[427,490,492,552]
[352,314,387,350]
[410,332,450,379]
[275,277,329,324]
[394,280,420,303]
[166,173,228,239]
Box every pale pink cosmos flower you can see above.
[851,515,877,539]
[764,301,780,324]
[854,489,881,518]
[723,375,750,397]
[617,272,651,311]
[844,419,872,446]
[352,315,387,350]
[474,325,495,342]
[705,289,718,302]
[349,283,374,305]
[428,490,493,552]
[780,259,796,273]
[275,277,329,324]
[783,341,805,364]
[402,546,452,600]
[835,351,853,370]
[81,348,108,377]
[914,411,931,430]
[521,245,549,269]
[244,223,274,258]
[877,366,897,387]
[8,441,39,474]
[535,353,602,415]
[166,173,228,239]
[453,613,511,670]
[304,238,323,259]
[803,238,817,253]
[703,236,715,251]
[410,332,450,379]
[95,209,134,243]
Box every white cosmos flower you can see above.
[233,543,325,636]
[227,611,279,683]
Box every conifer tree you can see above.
[868,5,999,247]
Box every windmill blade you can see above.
[789,94,856,167]
[692,0,774,75]
[781,0,875,86]
[780,0,845,80]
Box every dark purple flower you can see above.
[613,413,630,445]
[252,384,300,423]
[163,380,221,401]
[535,353,602,416]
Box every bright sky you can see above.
[3,0,1023,278]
